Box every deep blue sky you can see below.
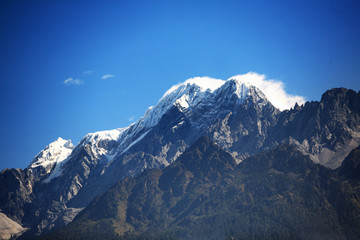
[1,0,359,170]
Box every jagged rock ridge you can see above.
[40,137,360,240]
[0,75,359,239]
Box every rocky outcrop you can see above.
[0,80,359,239]
[0,211,27,240]
[269,88,360,169]
[40,138,360,240]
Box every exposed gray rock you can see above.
[0,211,27,240]
[0,84,359,239]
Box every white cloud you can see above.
[63,77,84,85]
[164,76,224,97]
[229,72,306,111]
[101,74,114,80]
[83,70,94,75]
[163,72,305,111]
[128,116,135,122]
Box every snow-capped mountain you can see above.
[58,76,271,182]
[1,74,359,239]
[78,76,273,164]
[28,137,74,182]
[41,77,271,208]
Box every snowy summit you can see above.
[27,73,306,184]
[161,72,305,112]
[29,137,74,170]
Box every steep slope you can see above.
[0,138,75,239]
[206,80,279,160]
[40,136,238,239]
[0,168,34,225]
[0,211,27,240]
[29,137,75,182]
[269,88,360,169]
[41,138,360,240]
[0,138,73,221]
[337,145,360,182]
[4,77,274,238]
[1,75,360,239]
[64,78,279,208]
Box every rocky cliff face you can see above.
[0,138,76,238]
[0,168,34,224]
[40,137,360,240]
[0,211,27,240]
[0,76,359,239]
[268,88,360,169]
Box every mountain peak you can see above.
[320,88,359,107]
[29,137,74,174]
[163,76,225,97]
[138,75,272,131]
[163,75,266,103]
[218,78,269,106]
[172,136,237,173]
[82,128,125,147]
[228,73,306,110]
[51,137,73,148]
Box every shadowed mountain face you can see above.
[265,88,360,169]
[337,145,360,182]
[1,85,360,239]
[41,137,360,240]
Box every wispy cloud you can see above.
[101,74,114,80]
[83,70,94,75]
[128,116,135,122]
[63,77,84,85]
[229,72,306,111]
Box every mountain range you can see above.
[40,137,360,240]
[0,76,359,239]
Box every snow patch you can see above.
[175,95,190,109]
[163,76,225,97]
[39,72,305,183]
[126,72,304,140]
[84,128,125,145]
[229,72,306,110]
[137,77,225,130]
[81,127,128,162]
[43,157,68,183]
[121,130,150,155]
[172,121,185,131]
[30,137,74,170]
